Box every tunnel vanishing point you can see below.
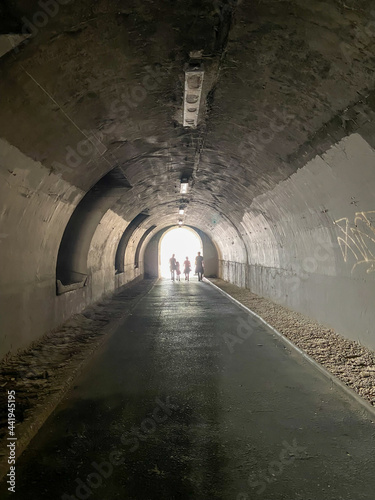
[1,0,375,358]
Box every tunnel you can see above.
[1,1,375,498]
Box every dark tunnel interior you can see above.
[1,1,375,497]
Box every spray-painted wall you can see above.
[217,134,375,349]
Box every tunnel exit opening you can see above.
[159,227,203,278]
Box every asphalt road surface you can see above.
[1,278,375,500]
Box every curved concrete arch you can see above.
[114,212,150,274]
[56,168,131,293]
[134,225,157,269]
[2,0,375,358]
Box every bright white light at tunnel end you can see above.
[160,227,203,278]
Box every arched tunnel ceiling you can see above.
[1,0,375,237]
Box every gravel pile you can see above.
[209,278,375,407]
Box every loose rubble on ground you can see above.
[210,278,375,407]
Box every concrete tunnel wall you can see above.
[0,135,223,359]
[1,0,375,360]
[0,128,375,355]
[214,134,375,350]
[2,131,375,358]
[2,130,375,359]
[0,138,147,357]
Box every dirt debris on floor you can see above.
[0,279,155,445]
[209,278,375,407]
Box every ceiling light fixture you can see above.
[184,60,204,128]
[180,178,189,194]
[179,207,185,215]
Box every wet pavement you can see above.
[1,278,375,499]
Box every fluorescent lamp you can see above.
[184,63,204,128]
[180,179,188,194]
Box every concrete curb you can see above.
[205,278,375,420]
[0,279,157,482]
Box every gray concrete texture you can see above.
[1,279,374,499]
[1,0,375,356]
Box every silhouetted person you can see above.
[195,252,204,281]
[183,256,191,281]
[176,261,181,281]
[169,254,176,281]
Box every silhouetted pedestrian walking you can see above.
[169,254,176,281]
[195,252,204,281]
[183,257,191,281]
